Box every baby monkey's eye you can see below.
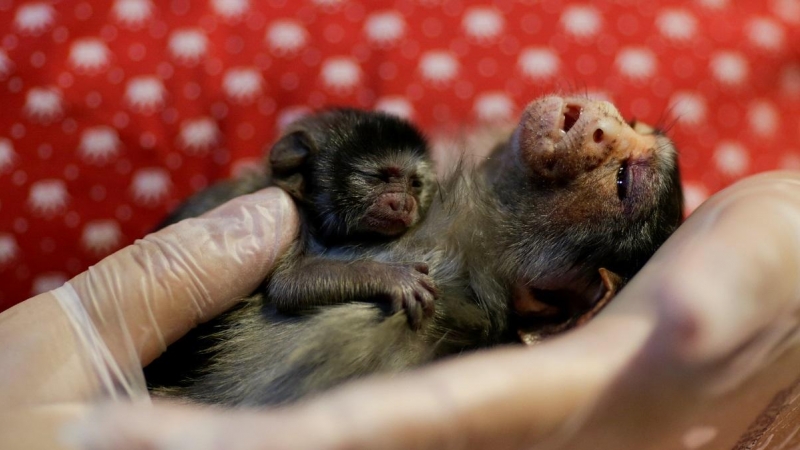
[616,161,629,201]
[627,118,638,128]
[357,171,383,183]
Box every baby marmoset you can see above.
[161,108,439,324]
[145,109,439,391]
[263,109,438,327]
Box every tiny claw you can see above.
[418,278,434,293]
[422,295,436,316]
[405,297,423,330]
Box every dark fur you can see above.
[147,99,684,406]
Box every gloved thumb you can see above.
[51,187,298,396]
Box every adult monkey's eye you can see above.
[617,161,629,201]
[410,177,423,188]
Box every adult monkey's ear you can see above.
[516,267,625,345]
[268,130,314,200]
[579,267,623,327]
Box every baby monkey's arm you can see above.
[266,257,437,329]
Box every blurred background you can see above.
[0,0,798,308]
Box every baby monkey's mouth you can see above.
[364,213,416,237]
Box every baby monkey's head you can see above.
[268,108,435,243]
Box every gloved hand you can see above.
[3,174,800,450]
[0,187,299,449]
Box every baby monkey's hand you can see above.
[383,262,438,330]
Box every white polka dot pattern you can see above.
[364,11,406,46]
[518,48,560,80]
[561,5,602,39]
[0,1,798,307]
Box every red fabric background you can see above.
[0,0,798,309]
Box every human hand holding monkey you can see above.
[2,172,799,449]
[0,187,299,449]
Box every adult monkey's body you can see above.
[148,96,683,406]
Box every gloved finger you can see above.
[64,316,651,450]
[62,401,347,450]
[643,171,800,365]
[61,187,298,367]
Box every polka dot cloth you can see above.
[0,0,798,309]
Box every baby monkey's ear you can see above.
[268,130,314,200]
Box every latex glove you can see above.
[4,173,800,450]
[0,187,298,449]
[65,171,800,450]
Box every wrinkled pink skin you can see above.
[514,95,660,181]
